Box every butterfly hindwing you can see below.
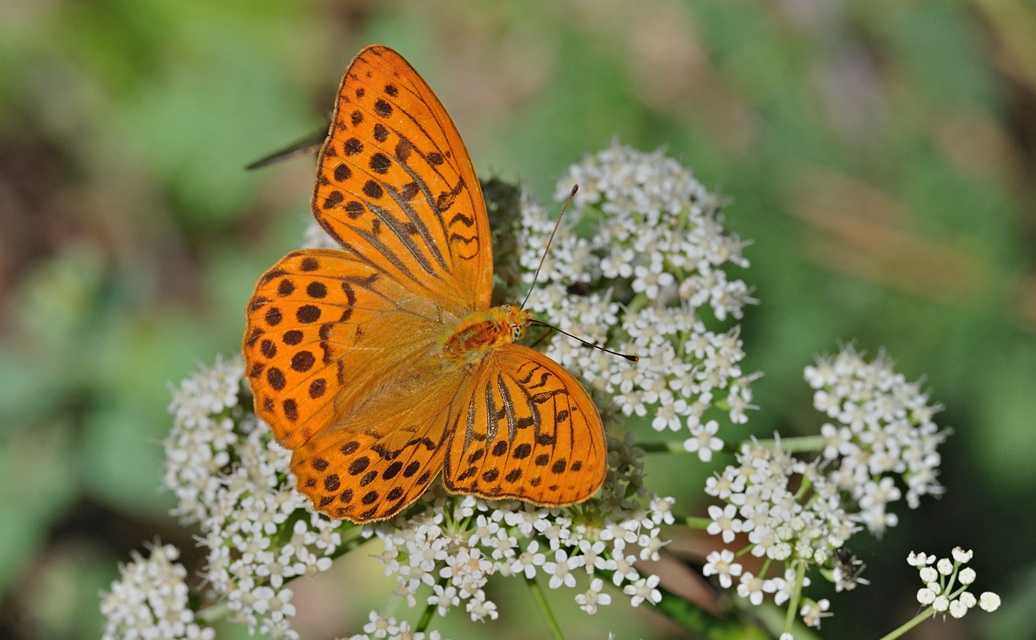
[443,344,607,506]
[290,368,467,521]
[243,248,444,451]
[312,45,493,316]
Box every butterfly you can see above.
[242,45,607,522]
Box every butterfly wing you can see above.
[312,45,493,315]
[443,345,607,506]
[243,248,448,451]
[290,363,471,522]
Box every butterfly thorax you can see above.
[440,304,533,367]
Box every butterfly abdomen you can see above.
[440,305,533,366]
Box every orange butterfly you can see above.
[243,45,606,522]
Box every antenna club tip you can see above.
[569,184,579,196]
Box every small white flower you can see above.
[736,572,767,606]
[622,575,662,607]
[800,598,831,629]
[578,539,617,572]
[611,554,640,587]
[908,551,933,567]
[917,587,937,605]
[979,592,1001,612]
[952,547,973,563]
[683,420,725,462]
[652,392,688,431]
[575,578,611,614]
[702,549,743,589]
[707,504,743,544]
[362,610,397,638]
[542,550,584,589]
[428,584,459,616]
[511,540,546,579]
[949,599,969,618]
[465,593,499,622]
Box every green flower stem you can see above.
[329,526,374,561]
[415,595,437,633]
[682,516,713,529]
[781,561,807,634]
[653,583,747,638]
[526,575,564,640]
[794,474,814,502]
[416,575,452,633]
[877,608,935,640]
[753,435,826,453]
[637,441,690,454]
[594,569,746,637]
[637,439,746,456]
[195,602,229,624]
[879,583,970,640]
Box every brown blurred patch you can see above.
[0,126,81,308]
[785,166,990,304]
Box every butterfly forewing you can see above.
[313,45,493,315]
[443,345,607,506]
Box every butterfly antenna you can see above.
[520,184,578,310]
[530,320,639,362]
[519,186,637,363]
[245,123,330,170]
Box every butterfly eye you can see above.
[511,325,525,341]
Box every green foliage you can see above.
[2,1,1034,638]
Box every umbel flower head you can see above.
[520,144,756,455]
[909,547,1000,618]
[100,542,215,640]
[700,346,950,630]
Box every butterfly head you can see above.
[440,305,535,366]
[501,304,533,341]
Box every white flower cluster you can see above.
[364,433,673,622]
[701,346,950,628]
[519,143,756,460]
[303,216,341,250]
[702,440,848,626]
[164,354,244,523]
[100,543,214,640]
[162,356,345,639]
[909,547,1000,618]
[805,346,948,529]
[348,611,445,640]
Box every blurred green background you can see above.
[2,1,1035,638]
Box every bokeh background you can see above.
[2,1,1035,638]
